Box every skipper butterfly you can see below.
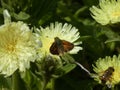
[50,37,74,55]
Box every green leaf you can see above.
[1,0,13,11]
[13,11,30,20]
[20,70,41,90]
[105,38,120,43]
[55,63,76,77]
[78,35,91,41]
[0,75,11,89]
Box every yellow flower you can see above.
[90,0,120,25]
[34,22,82,61]
[92,55,120,88]
[0,10,37,77]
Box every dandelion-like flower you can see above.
[90,0,120,25]
[0,10,37,77]
[92,55,120,88]
[34,22,82,60]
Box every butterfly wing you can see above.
[50,42,59,55]
[62,40,74,52]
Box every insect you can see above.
[100,67,114,84]
[50,37,74,55]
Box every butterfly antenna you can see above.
[74,61,91,76]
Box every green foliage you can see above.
[0,0,119,90]
[0,0,58,25]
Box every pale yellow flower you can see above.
[34,22,82,61]
[90,0,120,25]
[92,55,120,88]
[0,10,37,77]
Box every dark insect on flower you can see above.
[100,67,114,84]
[50,37,74,55]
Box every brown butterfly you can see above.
[100,67,114,84]
[50,37,74,55]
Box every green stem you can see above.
[102,86,106,90]
[45,79,55,90]
[111,87,115,90]
[11,71,25,90]
[12,72,18,90]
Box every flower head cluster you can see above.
[0,10,37,77]
[0,9,82,77]
[34,22,82,61]
[90,0,120,25]
[92,55,120,88]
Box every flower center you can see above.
[6,42,16,53]
[39,36,54,55]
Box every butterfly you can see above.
[50,37,74,55]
